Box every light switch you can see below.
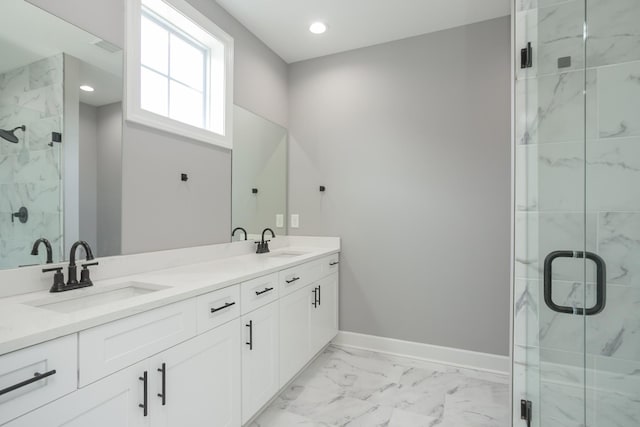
[276,214,284,228]
[291,214,300,229]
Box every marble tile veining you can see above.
[251,346,509,427]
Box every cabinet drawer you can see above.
[196,284,241,333]
[79,299,197,387]
[0,335,77,425]
[320,254,340,278]
[240,273,278,314]
[279,261,322,297]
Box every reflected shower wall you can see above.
[0,54,64,268]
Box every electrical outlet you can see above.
[276,214,284,228]
[291,214,300,229]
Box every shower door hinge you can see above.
[521,42,533,69]
[520,399,532,427]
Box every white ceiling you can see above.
[0,0,123,106]
[216,0,511,63]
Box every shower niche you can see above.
[0,0,123,269]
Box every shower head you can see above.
[0,125,26,144]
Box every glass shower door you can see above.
[513,0,591,426]
[515,0,640,425]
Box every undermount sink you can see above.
[267,251,310,259]
[24,282,169,313]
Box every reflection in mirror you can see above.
[232,106,287,240]
[0,0,123,270]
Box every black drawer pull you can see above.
[285,277,300,284]
[211,301,236,313]
[329,261,339,266]
[312,287,318,308]
[0,369,57,397]
[157,363,166,405]
[246,320,253,350]
[255,287,274,296]
[139,371,148,416]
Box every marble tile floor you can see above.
[250,345,510,427]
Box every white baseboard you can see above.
[332,331,511,375]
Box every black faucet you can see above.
[43,240,99,293]
[66,241,98,290]
[31,238,53,264]
[232,227,248,240]
[256,228,275,254]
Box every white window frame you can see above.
[125,0,234,149]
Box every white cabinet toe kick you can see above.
[1,253,339,427]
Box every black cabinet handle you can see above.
[157,363,166,406]
[329,261,339,266]
[543,250,606,315]
[285,277,300,284]
[312,287,318,308]
[246,320,253,350]
[318,285,321,305]
[139,371,148,417]
[0,369,56,397]
[255,287,274,296]
[211,301,236,313]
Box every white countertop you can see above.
[0,243,339,356]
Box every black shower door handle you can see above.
[543,250,606,315]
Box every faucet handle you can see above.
[80,262,98,286]
[82,262,99,268]
[43,267,66,293]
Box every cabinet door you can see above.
[241,301,279,424]
[311,273,339,354]
[279,285,313,386]
[6,361,148,427]
[150,319,241,427]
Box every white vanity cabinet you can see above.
[2,251,339,427]
[149,319,241,427]
[279,260,339,387]
[5,360,148,427]
[310,273,339,355]
[241,301,279,424]
[0,335,77,426]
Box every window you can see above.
[126,0,233,149]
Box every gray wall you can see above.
[27,0,289,254]
[288,17,511,356]
[78,103,98,250]
[96,103,123,257]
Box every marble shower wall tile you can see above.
[540,283,640,360]
[515,212,597,280]
[28,56,63,90]
[586,0,640,68]
[537,0,585,75]
[598,212,640,287]
[516,69,597,145]
[518,138,640,212]
[0,54,63,269]
[598,61,640,138]
[587,137,640,211]
[0,66,28,95]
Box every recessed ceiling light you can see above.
[80,85,95,92]
[309,22,327,35]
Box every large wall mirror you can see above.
[232,106,287,240]
[0,0,123,269]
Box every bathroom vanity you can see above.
[0,237,340,426]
